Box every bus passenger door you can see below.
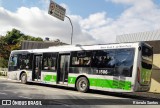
[33,55,42,81]
[58,54,70,84]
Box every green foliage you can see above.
[4,28,23,45]
[0,28,43,68]
[0,57,8,68]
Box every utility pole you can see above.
[48,0,74,45]
[65,15,73,45]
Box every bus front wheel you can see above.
[76,77,89,92]
[21,73,27,84]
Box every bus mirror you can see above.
[138,46,141,51]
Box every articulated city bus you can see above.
[8,42,153,92]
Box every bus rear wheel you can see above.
[21,73,27,84]
[76,77,89,92]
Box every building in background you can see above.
[21,39,67,50]
[116,29,160,93]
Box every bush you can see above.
[0,71,7,76]
[0,57,8,68]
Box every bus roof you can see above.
[11,42,143,54]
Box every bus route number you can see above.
[96,70,108,75]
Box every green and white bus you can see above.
[8,42,153,92]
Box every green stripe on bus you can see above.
[43,75,57,82]
[68,77,131,90]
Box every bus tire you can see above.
[21,73,27,84]
[76,77,89,93]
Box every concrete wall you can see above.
[149,54,160,93]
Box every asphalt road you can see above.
[0,77,159,108]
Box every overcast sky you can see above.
[0,0,160,45]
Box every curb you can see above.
[122,92,160,100]
[0,76,7,79]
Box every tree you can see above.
[0,57,8,68]
[4,28,23,45]
[0,28,43,67]
[3,28,43,50]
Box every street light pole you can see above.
[65,15,73,45]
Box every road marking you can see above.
[18,96,32,99]
[0,92,7,95]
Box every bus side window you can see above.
[115,48,135,77]
[91,50,116,69]
[18,54,31,70]
[42,53,57,71]
[71,51,91,67]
